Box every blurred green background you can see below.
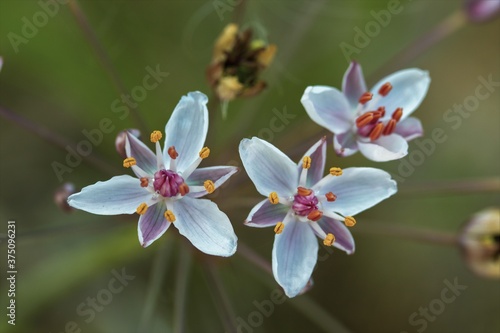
[1,0,499,332]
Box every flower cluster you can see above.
[68,55,430,297]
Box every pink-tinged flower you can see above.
[465,0,500,22]
[301,62,430,162]
[239,137,397,297]
[68,92,238,255]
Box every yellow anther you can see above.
[123,157,136,168]
[140,177,149,187]
[344,216,356,227]
[302,156,312,169]
[164,210,176,222]
[150,130,162,143]
[329,167,343,176]
[268,192,279,204]
[274,222,284,234]
[204,180,215,194]
[199,147,210,159]
[323,233,335,246]
[136,203,148,215]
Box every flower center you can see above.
[354,82,404,141]
[292,187,319,216]
[153,169,186,197]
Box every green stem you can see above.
[173,246,192,333]
[0,105,119,177]
[355,222,458,247]
[67,0,149,134]
[138,240,173,333]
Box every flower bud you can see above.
[115,129,141,158]
[459,208,500,279]
[54,183,77,213]
[465,0,500,22]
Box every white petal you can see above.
[186,166,238,198]
[301,86,353,134]
[125,132,157,175]
[163,92,209,173]
[68,175,156,215]
[239,137,298,197]
[357,134,408,162]
[138,201,171,248]
[394,117,423,141]
[342,61,367,108]
[333,131,359,157]
[298,137,327,188]
[173,196,237,257]
[370,69,430,119]
[315,167,397,216]
[244,199,289,228]
[272,219,318,298]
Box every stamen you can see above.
[369,122,384,141]
[164,210,176,222]
[150,130,162,143]
[344,216,356,227]
[297,187,312,196]
[140,177,149,187]
[378,82,392,96]
[268,192,279,204]
[383,119,397,136]
[179,183,190,196]
[377,106,386,117]
[199,147,210,159]
[355,112,374,128]
[307,210,323,222]
[168,146,178,159]
[323,233,335,246]
[302,156,312,169]
[123,157,136,168]
[392,107,403,121]
[358,92,373,105]
[204,180,215,194]
[325,192,337,202]
[136,203,148,215]
[329,167,343,176]
[274,222,284,234]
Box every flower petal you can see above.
[315,167,397,216]
[138,201,171,248]
[173,196,237,257]
[298,137,327,188]
[68,175,156,215]
[333,131,359,157]
[244,199,289,228]
[342,61,367,108]
[186,166,238,198]
[272,219,318,298]
[239,137,298,197]
[394,117,423,141]
[125,132,157,175]
[301,86,353,133]
[317,217,355,254]
[163,91,209,173]
[357,134,409,162]
[369,69,430,119]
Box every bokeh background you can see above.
[1,0,499,332]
